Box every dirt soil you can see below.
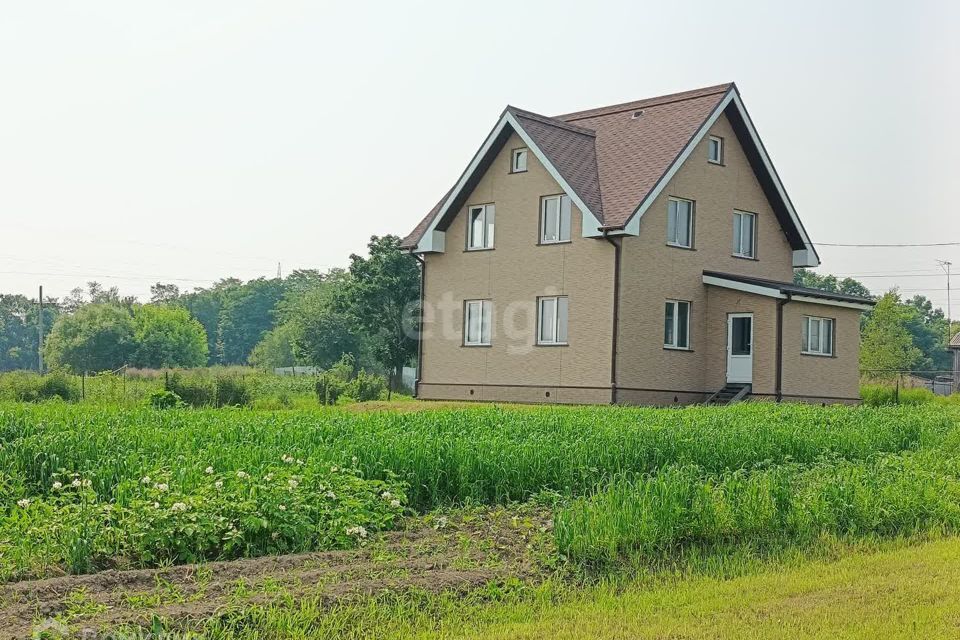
[0,508,552,639]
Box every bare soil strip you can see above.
[0,509,550,639]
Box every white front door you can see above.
[726,313,754,384]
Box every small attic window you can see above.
[631,110,645,119]
[708,136,724,164]
[511,148,528,173]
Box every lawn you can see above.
[400,536,960,640]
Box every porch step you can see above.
[705,383,752,406]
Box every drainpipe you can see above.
[413,254,426,398]
[775,292,792,402]
[602,232,622,404]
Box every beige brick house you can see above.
[401,83,874,405]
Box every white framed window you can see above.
[511,148,528,173]
[733,211,757,258]
[537,296,569,345]
[664,300,691,350]
[464,300,492,346]
[667,198,694,248]
[540,194,572,244]
[802,316,834,356]
[467,204,495,250]
[708,136,723,164]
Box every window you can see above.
[537,296,569,345]
[802,316,834,356]
[667,198,694,248]
[733,211,756,258]
[708,136,723,164]
[664,300,691,349]
[540,195,572,244]
[511,148,528,173]
[467,204,495,250]
[464,300,492,346]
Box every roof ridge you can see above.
[506,106,596,137]
[557,83,734,122]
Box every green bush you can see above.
[315,372,345,406]
[147,390,183,410]
[0,371,76,403]
[215,375,250,408]
[345,370,386,402]
[165,372,215,407]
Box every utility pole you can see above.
[38,285,44,375]
[277,262,282,279]
[938,260,953,349]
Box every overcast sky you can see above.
[1,1,958,314]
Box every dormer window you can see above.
[511,148,528,173]
[708,136,723,164]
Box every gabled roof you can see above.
[703,271,876,311]
[402,83,819,266]
[950,332,960,349]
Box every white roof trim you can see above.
[703,274,873,311]
[622,87,820,268]
[703,274,785,299]
[790,295,873,312]
[414,111,603,253]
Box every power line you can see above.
[815,241,960,248]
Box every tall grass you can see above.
[555,452,960,567]
[0,403,954,510]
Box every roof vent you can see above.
[631,110,645,119]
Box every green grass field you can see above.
[1,401,959,636]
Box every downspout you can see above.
[602,232,622,404]
[775,292,792,402]
[413,254,426,398]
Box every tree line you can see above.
[1,255,954,384]
[0,236,421,389]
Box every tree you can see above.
[150,282,181,304]
[794,269,872,298]
[249,323,300,370]
[342,235,420,395]
[0,294,59,372]
[178,278,241,364]
[131,305,208,368]
[217,278,285,364]
[43,304,136,373]
[860,292,923,378]
[903,295,952,375]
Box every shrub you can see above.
[345,370,386,402]
[315,372,345,406]
[214,375,250,408]
[147,390,183,410]
[0,371,76,402]
[165,372,215,407]
[37,372,77,402]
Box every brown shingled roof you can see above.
[558,84,731,230]
[950,332,960,349]
[402,83,758,250]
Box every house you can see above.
[401,83,875,405]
